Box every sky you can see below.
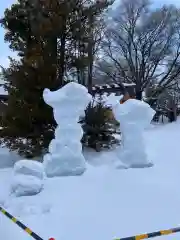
[0,0,180,68]
[0,0,16,68]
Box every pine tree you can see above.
[80,96,120,152]
[0,57,58,158]
[0,0,61,157]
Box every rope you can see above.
[0,206,44,240]
[115,226,180,240]
[1,204,180,240]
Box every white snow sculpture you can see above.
[106,95,156,168]
[11,160,45,197]
[43,82,92,177]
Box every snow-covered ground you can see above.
[0,120,180,240]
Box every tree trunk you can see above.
[49,36,58,90]
[168,98,177,122]
[168,107,177,122]
[77,68,81,83]
[136,90,142,100]
[58,18,67,87]
[168,110,175,122]
[87,15,94,93]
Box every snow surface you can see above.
[0,120,180,239]
[11,160,45,197]
[43,82,92,177]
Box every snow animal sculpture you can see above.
[43,82,92,177]
[106,93,156,168]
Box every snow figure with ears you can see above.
[43,82,92,177]
[106,94,156,168]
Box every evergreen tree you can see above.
[80,96,120,151]
[0,0,64,157]
[0,57,57,158]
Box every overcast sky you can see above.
[0,0,180,68]
[0,0,16,67]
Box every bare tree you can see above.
[98,0,180,101]
[63,0,113,89]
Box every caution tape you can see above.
[1,204,180,240]
[115,226,180,240]
[0,206,44,240]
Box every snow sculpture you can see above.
[106,95,156,168]
[43,82,92,177]
[11,160,45,197]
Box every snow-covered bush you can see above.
[11,160,45,197]
[80,96,120,152]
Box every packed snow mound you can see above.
[11,160,45,197]
[44,152,86,177]
[43,82,92,177]
[49,137,83,154]
[14,160,45,179]
[53,124,83,143]
[11,175,44,197]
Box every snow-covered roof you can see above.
[123,83,136,86]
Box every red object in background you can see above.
[49,238,55,240]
